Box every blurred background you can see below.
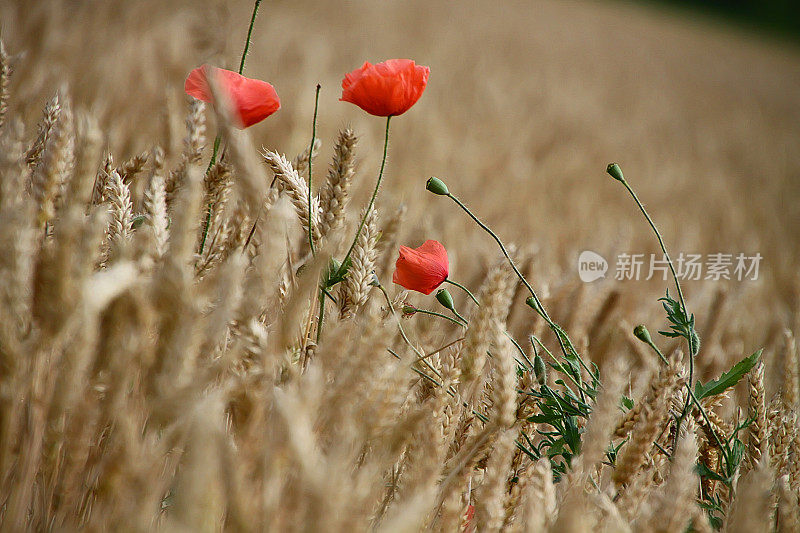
[2,0,799,376]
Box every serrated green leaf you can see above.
[694,349,762,400]
[620,395,634,410]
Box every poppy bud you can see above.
[533,354,547,386]
[435,288,455,311]
[633,324,652,344]
[426,177,449,196]
[606,162,624,182]
[402,305,417,317]
[525,296,541,314]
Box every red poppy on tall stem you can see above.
[393,240,449,295]
[184,65,280,128]
[340,59,430,117]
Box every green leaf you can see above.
[694,349,762,400]
[620,395,634,411]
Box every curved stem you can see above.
[443,278,480,307]
[339,116,391,274]
[411,308,467,328]
[446,192,574,359]
[617,176,696,450]
[618,179,689,327]
[307,84,321,256]
[450,308,468,326]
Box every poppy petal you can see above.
[340,59,429,117]
[184,65,280,129]
[393,240,449,294]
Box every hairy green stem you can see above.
[238,0,262,75]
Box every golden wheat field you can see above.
[0,0,799,530]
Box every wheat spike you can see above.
[474,334,518,531]
[0,120,35,346]
[91,151,114,205]
[29,93,74,228]
[746,360,767,472]
[198,160,232,255]
[166,99,206,205]
[613,354,684,489]
[26,94,61,170]
[262,149,321,243]
[319,128,357,237]
[727,456,774,533]
[101,169,133,265]
[782,329,799,410]
[646,421,699,533]
[144,172,169,259]
[521,458,556,532]
[575,355,627,483]
[0,40,12,130]
[117,149,149,184]
[339,207,379,318]
[460,261,513,394]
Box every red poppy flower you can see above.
[340,59,430,117]
[184,65,280,128]
[393,240,449,295]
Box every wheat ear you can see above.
[262,150,321,243]
[319,128,357,237]
[0,40,12,130]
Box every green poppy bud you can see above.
[402,305,417,317]
[426,177,449,196]
[606,162,624,182]
[633,324,652,345]
[435,288,455,311]
[525,296,541,314]
[533,354,547,386]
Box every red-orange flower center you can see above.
[184,65,280,128]
[340,59,430,117]
[393,240,449,295]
